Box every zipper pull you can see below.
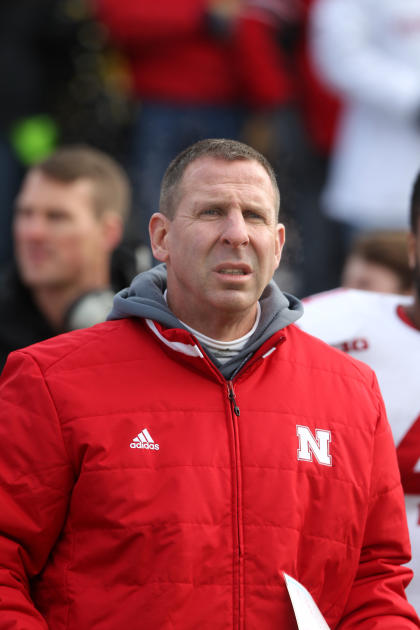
[228,383,240,417]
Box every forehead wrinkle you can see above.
[187,180,275,208]
[174,157,279,219]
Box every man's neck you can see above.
[179,303,261,362]
[165,293,259,341]
[181,315,257,341]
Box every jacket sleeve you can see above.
[0,351,75,629]
[337,373,419,628]
[309,0,420,118]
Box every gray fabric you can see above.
[108,264,303,379]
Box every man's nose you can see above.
[221,211,250,247]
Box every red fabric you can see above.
[397,304,420,331]
[94,0,295,107]
[232,15,296,108]
[0,319,417,629]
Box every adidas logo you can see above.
[130,428,160,451]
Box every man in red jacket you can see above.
[0,139,418,629]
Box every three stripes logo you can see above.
[130,428,160,451]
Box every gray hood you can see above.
[108,264,303,378]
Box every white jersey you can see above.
[298,288,420,613]
[310,0,420,230]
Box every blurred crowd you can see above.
[1,0,419,328]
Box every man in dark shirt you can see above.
[0,145,133,370]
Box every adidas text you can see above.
[130,442,160,450]
[130,428,159,451]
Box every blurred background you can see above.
[1,0,418,298]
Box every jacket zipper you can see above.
[228,383,241,418]
[228,380,243,629]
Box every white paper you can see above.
[283,573,331,630]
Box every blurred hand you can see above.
[205,0,241,37]
[207,0,241,20]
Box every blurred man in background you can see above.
[341,229,414,295]
[298,170,420,614]
[0,145,133,370]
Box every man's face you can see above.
[341,254,408,294]
[152,157,284,333]
[14,170,108,290]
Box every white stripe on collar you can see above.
[145,319,204,358]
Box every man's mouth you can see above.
[215,263,252,276]
[219,269,247,275]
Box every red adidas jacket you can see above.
[0,317,417,629]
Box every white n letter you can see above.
[297,425,332,466]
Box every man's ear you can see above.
[408,232,416,270]
[274,223,286,268]
[149,212,171,262]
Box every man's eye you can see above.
[243,210,263,220]
[15,207,32,219]
[201,208,221,217]
[48,211,69,222]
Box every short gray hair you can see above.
[159,138,280,219]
